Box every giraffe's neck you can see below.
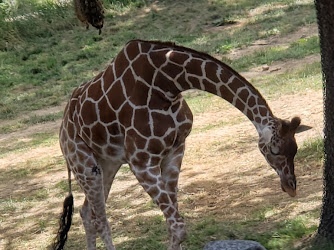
[123,40,275,133]
[107,40,275,133]
[177,52,274,132]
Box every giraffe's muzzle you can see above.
[280,177,297,197]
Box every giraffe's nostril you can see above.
[288,179,296,190]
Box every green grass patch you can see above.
[54,179,69,193]
[1,156,65,185]
[0,131,58,156]
[296,137,324,162]
[22,111,63,125]
[253,61,322,97]
[230,36,320,71]
[0,188,48,211]
[110,213,318,250]
[116,215,167,250]
[246,216,318,249]
[184,91,225,116]
[185,218,223,249]
[34,188,49,200]
[55,179,81,194]
[1,197,17,213]
[183,215,317,250]
[0,123,25,134]
[191,117,246,134]
[198,1,316,54]
[105,0,146,10]
[4,167,33,179]
[0,0,74,50]
[184,92,214,115]
[192,121,226,134]
[0,111,63,134]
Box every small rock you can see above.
[203,240,267,250]
[269,67,281,72]
[262,65,270,71]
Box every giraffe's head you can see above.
[259,117,301,197]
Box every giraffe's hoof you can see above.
[168,245,182,250]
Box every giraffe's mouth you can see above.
[281,184,297,197]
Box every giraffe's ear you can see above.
[296,124,312,133]
[280,117,301,136]
[280,119,290,135]
[262,127,273,144]
[290,117,301,132]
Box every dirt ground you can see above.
[0,90,323,249]
[0,24,323,249]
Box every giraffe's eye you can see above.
[270,145,280,155]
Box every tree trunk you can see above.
[315,0,334,246]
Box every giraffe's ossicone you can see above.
[53,40,303,250]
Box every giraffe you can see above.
[53,39,302,250]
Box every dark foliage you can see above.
[315,0,334,246]
[74,0,104,34]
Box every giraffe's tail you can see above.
[53,167,74,250]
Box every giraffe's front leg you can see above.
[161,144,187,250]
[167,219,186,250]
[129,159,186,250]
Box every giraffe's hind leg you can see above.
[80,198,97,249]
[79,159,121,250]
[99,159,122,202]
[63,139,115,250]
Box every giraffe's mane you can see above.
[128,39,272,115]
[129,39,248,81]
